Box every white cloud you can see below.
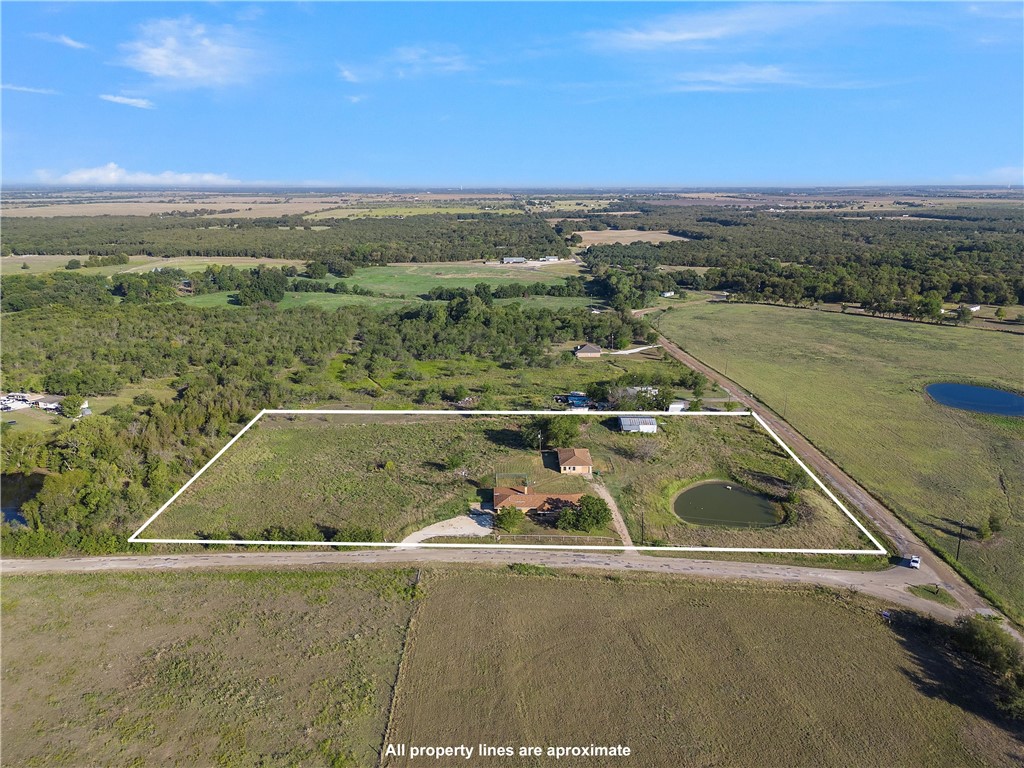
[588,5,826,50]
[346,95,366,104]
[33,33,89,50]
[121,16,257,87]
[671,64,803,92]
[100,94,155,109]
[340,45,472,84]
[40,162,239,186]
[338,66,360,83]
[2,83,59,95]
[966,4,1024,20]
[390,46,471,77]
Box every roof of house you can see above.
[556,447,593,467]
[493,487,584,510]
[575,343,602,354]
[619,416,658,429]
[38,395,64,405]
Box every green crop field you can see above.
[142,413,869,552]
[658,303,1024,623]
[385,569,1022,768]
[1,569,419,768]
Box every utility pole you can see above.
[955,518,966,561]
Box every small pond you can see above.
[673,480,781,528]
[925,383,1024,417]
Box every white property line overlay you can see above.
[129,409,886,555]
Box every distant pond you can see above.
[673,481,781,529]
[925,383,1024,417]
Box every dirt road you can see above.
[6,547,1014,639]
[655,332,1001,624]
[586,478,636,549]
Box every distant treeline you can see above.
[0,270,195,312]
[0,213,570,263]
[573,205,1024,307]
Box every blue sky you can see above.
[2,2,1021,186]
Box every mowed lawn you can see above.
[659,304,1024,622]
[385,570,1022,768]
[1,569,419,768]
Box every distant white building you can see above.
[619,416,658,434]
[501,256,528,264]
[667,401,690,413]
[660,291,675,298]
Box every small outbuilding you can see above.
[501,256,528,264]
[619,416,658,434]
[555,447,593,474]
[574,343,602,359]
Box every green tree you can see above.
[557,494,611,532]
[65,259,82,270]
[306,261,328,279]
[955,305,974,326]
[59,394,85,417]
[494,506,524,533]
[238,267,288,305]
[539,415,583,448]
[995,306,1006,320]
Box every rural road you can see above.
[7,547,1018,642]
[653,330,1010,630]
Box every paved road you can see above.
[654,331,1006,626]
[7,547,1017,640]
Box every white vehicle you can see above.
[908,555,922,569]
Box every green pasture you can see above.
[659,303,1024,623]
